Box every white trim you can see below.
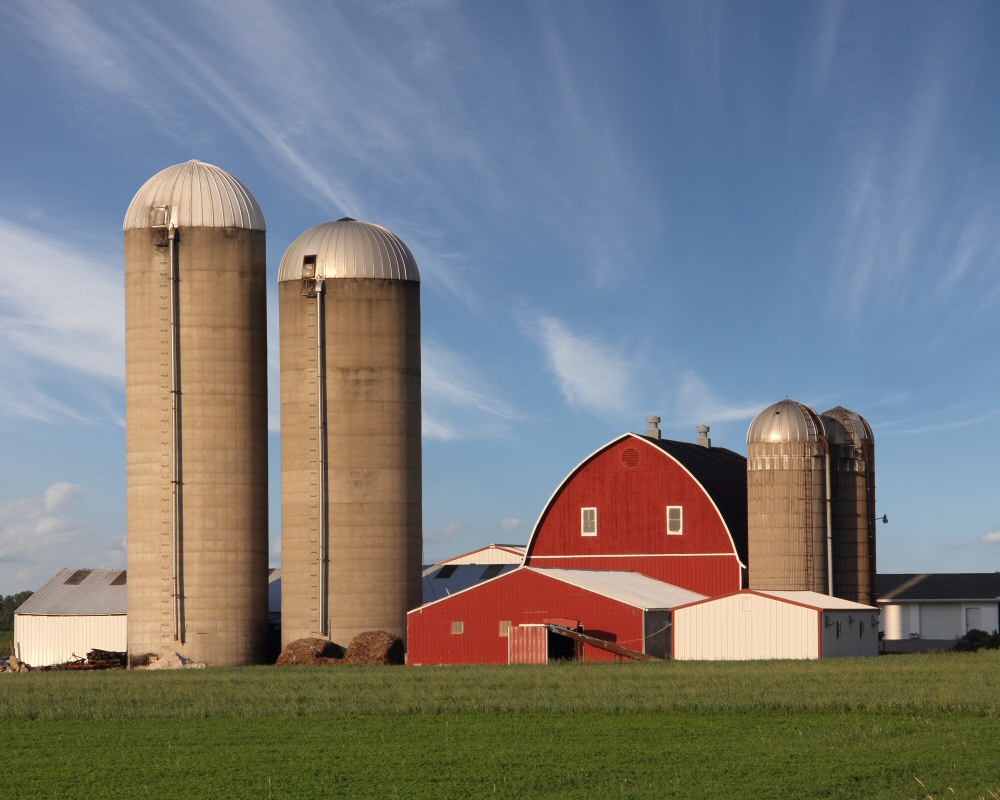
[529,552,735,559]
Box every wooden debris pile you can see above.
[276,631,404,667]
[1,654,31,673]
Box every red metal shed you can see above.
[406,567,705,665]
[522,433,748,596]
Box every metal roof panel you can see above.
[15,569,127,616]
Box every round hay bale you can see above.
[276,637,342,666]
[341,630,404,665]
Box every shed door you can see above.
[509,625,548,664]
[966,607,982,633]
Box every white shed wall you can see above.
[673,593,819,661]
[14,615,127,667]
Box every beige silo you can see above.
[124,160,269,667]
[820,406,877,605]
[747,399,830,593]
[278,218,421,652]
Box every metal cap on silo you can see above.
[278,218,420,283]
[747,399,826,444]
[124,160,266,231]
[819,406,874,447]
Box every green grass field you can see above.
[3,652,1000,798]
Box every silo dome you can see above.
[747,399,826,444]
[123,160,265,231]
[819,405,873,446]
[278,218,419,282]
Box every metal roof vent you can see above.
[696,425,712,448]
[646,416,661,440]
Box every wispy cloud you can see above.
[0,219,123,424]
[880,407,1000,437]
[422,342,521,441]
[981,531,1000,545]
[673,371,763,427]
[425,521,463,544]
[523,313,633,415]
[500,518,520,532]
[0,483,124,588]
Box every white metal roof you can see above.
[747,399,825,444]
[528,568,706,610]
[15,569,126,616]
[278,218,419,282]
[435,544,525,566]
[754,590,877,611]
[123,160,265,231]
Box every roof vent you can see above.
[696,425,712,448]
[336,216,356,222]
[646,416,661,440]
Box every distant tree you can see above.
[0,591,34,632]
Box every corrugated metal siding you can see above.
[508,625,547,664]
[674,593,820,660]
[16,569,126,615]
[525,439,742,596]
[437,546,525,565]
[820,610,879,658]
[14,615,127,667]
[407,569,647,665]
[527,568,704,610]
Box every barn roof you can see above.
[529,568,706,610]
[640,436,749,563]
[15,569,126,616]
[877,573,1000,602]
[422,563,519,603]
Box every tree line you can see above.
[0,592,34,632]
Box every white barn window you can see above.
[581,507,597,536]
[667,506,683,535]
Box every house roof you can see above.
[15,569,127,616]
[528,567,707,610]
[641,436,749,563]
[877,573,1000,602]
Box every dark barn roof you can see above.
[642,436,749,564]
[878,573,1000,602]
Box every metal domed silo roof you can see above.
[278,218,419,282]
[820,406,874,446]
[747,399,826,444]
[123,160,265,231]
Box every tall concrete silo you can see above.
[820,406,877,605]
[747,399,830,593]
[124,160,269,667]
[278,218,421,652]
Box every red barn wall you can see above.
[524,437,742,596]
[407,569,647,665]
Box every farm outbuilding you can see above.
[672,590,879,660]
[878,573,1000,652]
[407,567,704,665]
[522,425,748,596]
[13,569,127,667]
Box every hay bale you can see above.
[341,631,404,665]
[276,637,342,666]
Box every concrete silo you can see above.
[278,218,421,652]
[124,160,269,667]
[747,399,830,593]
[820,406,877,605]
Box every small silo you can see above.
[820,406,877,605]
[124,160,269,667]
[747,399,830,593]
[278,218,421,652]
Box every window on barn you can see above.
[836,620,842,639]
[499,620,511,637]
[859,621,865,639]
[666,506,683,535]
[451,621,464,635]
[581,507,597,536]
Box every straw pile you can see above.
[277,631,404,666]
[276,637,341,666]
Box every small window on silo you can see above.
[667,506,683,535]
[451,621,464,635]
[499,620,511,637]
[302,254,317,279]
[581,507,597,537]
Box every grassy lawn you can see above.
[2,653,1000,798]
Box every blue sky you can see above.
[2,0,1000,593]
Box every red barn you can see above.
[406,431,748,665]
[407,567,705,665]
[523,432,747,596]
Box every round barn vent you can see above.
[621,448,640,469]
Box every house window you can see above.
[667,506,683,535]
[499,620,511,637]
[451,621,464,635]
[836,620,842,639]
[581,507,597,537]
